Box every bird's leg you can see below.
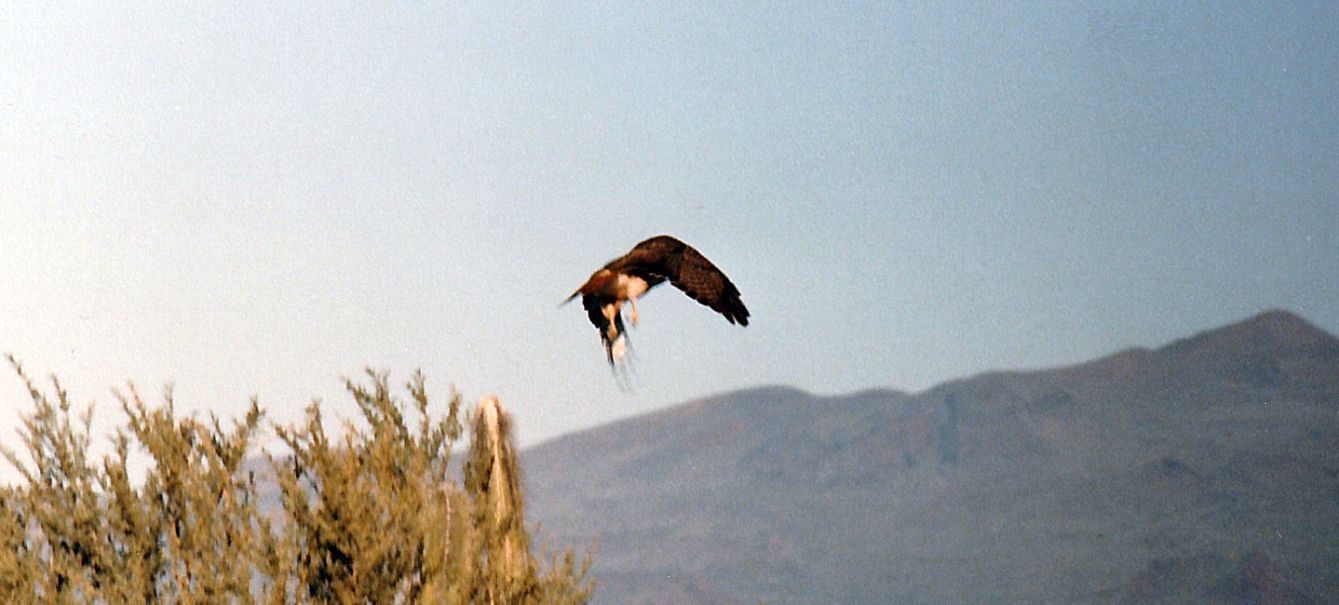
[628,296,640,327]
[603,302,622,340]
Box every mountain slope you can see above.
[524,310,1339,604]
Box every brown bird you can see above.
[564,235,749,364]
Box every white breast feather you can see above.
[617,274,650,299]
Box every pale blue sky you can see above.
[3,2,1338,462]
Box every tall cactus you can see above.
[466,396,533,603]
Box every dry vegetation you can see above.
[0,355,591,604]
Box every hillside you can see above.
[524,310,1339,604]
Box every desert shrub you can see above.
[0,356,591,604]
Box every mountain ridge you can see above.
[524,309,1339,604]
[532,308,1337,456]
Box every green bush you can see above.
[0,356,592,604]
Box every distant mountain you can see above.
[524,310,1339,604]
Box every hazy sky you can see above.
[4,2,1338,463]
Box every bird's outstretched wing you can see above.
[608,235,750,326]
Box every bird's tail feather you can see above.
[609,334,628,363]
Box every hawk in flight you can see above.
[565,235,749,364]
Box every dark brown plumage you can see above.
[565,235,749,364]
